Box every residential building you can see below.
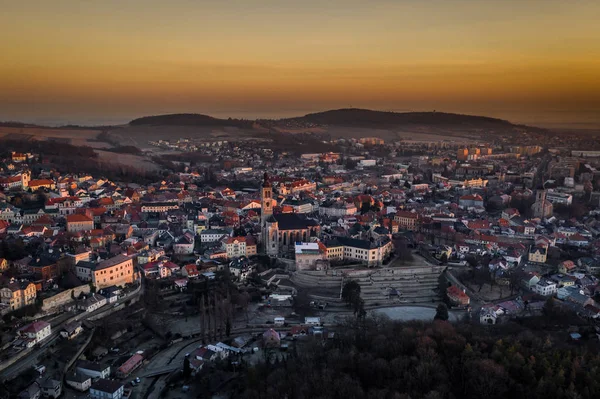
[66,214,94,232]
[394,211,419,230]
[224,236,257,259]
[200,228,231,243]
[18,321,51,346]
[76,361,111,379]
[0,280,36,311]
[141,202,179,213]
[65,372,92,392]
[458,194,484,208]
[91,254,135,290]
[61,322,83,340]
[173,231,195,255]
[528,244,548,263]
[40,377,62,399]
[90,379,124,399]
[546,190,573,206]
[533,279,557,296]
[78,294,107,313]
[446,285,470,306]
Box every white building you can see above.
[90,379,124,399]
[77,294,107,313]
[324,237,393,267]
[200,229,231,243]
[359,159,377,167]
[318,201,357,217]
[76,361,111,379]
[546,190,573,206]
[532,279,557,296]
[18,321,51,346]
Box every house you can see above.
[304,317,321,326]
[0,280,37,311]
[558,260,577,275]
[458,194,484,208]
[61,321,83,339]
[532,279,557,296]
[224,236,257,259]
[66,214,94,232]
[40,377,62,399]
[76,360,111,379]
[188,356,205,375]
[142,260,178,279]
[78,294,107,313]
[528,244,547,263]
[200,228,231,243]
[393,211,419,230]
[229,258,254,281]
[90,379,124,399]
[173,231,195,255]
[65,372,92,392]
[190,346,218,362]
[18,382,41,399]
[549,274,576,288]
[18,321,51,346]
[180,264,198,279]
[446,285,470,306]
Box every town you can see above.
[2,127,600,398]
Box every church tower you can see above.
[261,173,274,247]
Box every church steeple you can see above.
[261,172,274,248]
[262,172,271,188]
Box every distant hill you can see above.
[281,108,517,128]
[129,113,253,128]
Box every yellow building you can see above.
[0,281,37,311]
[92,254,135,290]
[528,245,548,263]
[0,258,8,272]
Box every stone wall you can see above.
[41,284,91,312]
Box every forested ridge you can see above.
[233,317,600,399]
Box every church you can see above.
[261,173,320,256]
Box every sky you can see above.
[1,0,599,127]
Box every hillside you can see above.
[129,113,253,128]
[282,108,516,128]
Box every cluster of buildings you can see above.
[1,129,600,335]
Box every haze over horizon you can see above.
[1,0,599,128]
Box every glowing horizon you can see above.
[1,0,599,127]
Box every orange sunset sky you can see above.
[1,0,599,126]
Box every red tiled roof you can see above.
[66,214,93,223]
